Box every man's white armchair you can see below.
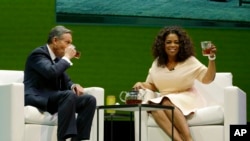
[134,72,247,141]
[0,70,104,141]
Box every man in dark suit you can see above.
[24,25,96,141]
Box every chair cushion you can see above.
[24,106,58,125]
[147,105,224,127]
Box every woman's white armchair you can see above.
[0,70,104,141]
[134,72,246,141]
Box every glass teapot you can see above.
[119,89,145,104]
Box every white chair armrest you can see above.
[224,86,247,141]
[84,87,104,141]
[84,87,104,106]
[0,83,25,141]
[134,89,158,141]
[134,111,149,141]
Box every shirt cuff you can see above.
[71,84,76,90]
[62,56,73,66]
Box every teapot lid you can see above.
[129,89,139,95]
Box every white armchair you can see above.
[134,72,247,141]
[0,70,104,141]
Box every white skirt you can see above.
[140,88,207,116]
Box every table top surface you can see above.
[97,104,174,111]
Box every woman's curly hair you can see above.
[152,26,196,67]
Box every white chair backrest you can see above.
[0,70,24,83]
[194,72,233,107]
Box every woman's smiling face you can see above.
[164,33,180,58]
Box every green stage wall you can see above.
[1,1,249,121]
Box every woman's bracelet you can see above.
[208,55,216,61]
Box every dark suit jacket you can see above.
[24,45,74,110]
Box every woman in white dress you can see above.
[133,26,217,141]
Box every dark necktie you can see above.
[54,58,60,63]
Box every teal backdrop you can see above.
[1,1,249,121]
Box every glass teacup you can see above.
[69,44,81,59]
